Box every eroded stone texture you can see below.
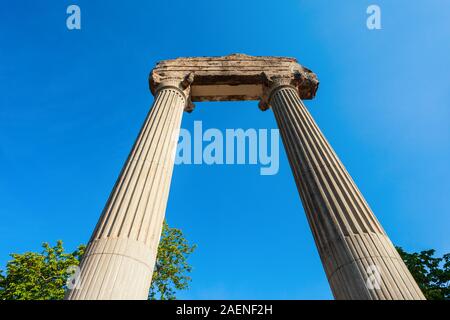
[149,53,319,107]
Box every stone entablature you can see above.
[149,53,319,111]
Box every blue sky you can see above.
[1,0,449,299]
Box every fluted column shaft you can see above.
[66,85,186,300]
[269,85,425,300]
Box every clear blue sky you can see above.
[1,1,449,299]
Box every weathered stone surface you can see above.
[149,53,319,105]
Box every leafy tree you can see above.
[0,221,195,300]
[396,246,449,300]
[149,221,197,300]
[0,241,85,300]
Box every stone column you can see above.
[264,78,425,300]
[66,79,191,300]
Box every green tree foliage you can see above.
[397,246,449,300]
[0,221,195,300]
[149,221,197,300]
[0,241,85,300]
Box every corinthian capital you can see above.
[149,71,195,112]
[258,68,319,111]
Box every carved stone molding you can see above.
[151,72,195,112]
[149,53,319,112]
[258,74,296,111]
[258,68,319,111]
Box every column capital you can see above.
[150,71,195,112]
[258,70,319,111]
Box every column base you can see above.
[65,238,155,300]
